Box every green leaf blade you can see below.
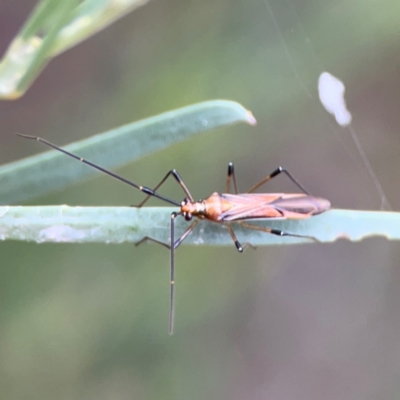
[1,101,255,204]
[0,0,148,99]
[51,0,149,56]
[0,0,78,99]
[0,208,397,245]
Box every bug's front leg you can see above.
[134,169,194,208]
[134,219,199,249]
[135,218,199,335]
[135,236,171,249]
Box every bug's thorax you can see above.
[180,192,233,221]
[181,199,205,217]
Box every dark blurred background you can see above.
[1,0,400,399]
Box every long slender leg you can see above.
[227,224,242,251]
[169,213,177,335]
[247,166,310,195]
[227,224,257,252]
[134,217,199,335]
[16,133,180,207]
[134,219,199,250]
[226,162,239,194]
[136,169,194,208]
[238,221,318,241]
[134,237,170,249]
[169,217,198,335]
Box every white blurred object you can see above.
[318,72,352,126]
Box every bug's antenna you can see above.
[16,133,181,207]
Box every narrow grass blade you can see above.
[1,100,256,204]
[0,208,397,244]
[0,0,148,99]
[51,0,149,56]
[0,0,78,99]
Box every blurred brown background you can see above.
[1,0,400,399]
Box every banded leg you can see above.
[247,166,310,195]
[136,169,194,208]
[135,217,199,335]
[227,224,257,252]
[226,162,239,194]
[134,219,199,250]
[238,221,318,242]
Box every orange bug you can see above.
[17,133,331,334]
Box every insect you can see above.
[17,133,331,334]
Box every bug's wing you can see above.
[219,193,329,222]
[218,193,284,221]
[272,194,330,217]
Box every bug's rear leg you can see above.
[247,166,310,195]
[238,221,319,242]
[227,225,257,253]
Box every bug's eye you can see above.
[184,213,192,221]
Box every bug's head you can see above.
[184,213,193,221]
[180,197,196,220]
